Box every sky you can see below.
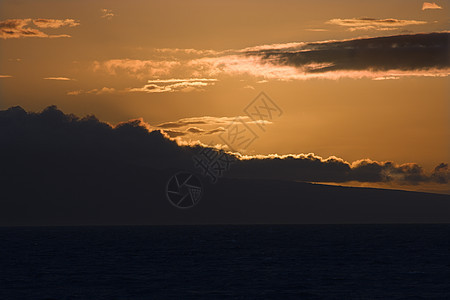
[0,0,449,193]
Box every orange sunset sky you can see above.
[1,0,449,193]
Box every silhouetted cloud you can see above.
[0,18,77,39]
[0,106,447,187]
[422,2,443,10]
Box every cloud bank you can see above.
[1,106,447,187]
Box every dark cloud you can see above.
[252,32,450,73]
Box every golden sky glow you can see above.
[1,0,449,193]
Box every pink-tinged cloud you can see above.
[94,32,449,83]
[422,2,443,10]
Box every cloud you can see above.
[422,2,443,10]
[128,78,217,93]
[93,59,180,79]
[0,18,76,39]
[326,18,427,31]
[32,19,79,28]
[101,9,115,19]
[0,75,12,78]
[44,77,74,81]
[239,32,450,80]
[0,106,447,187]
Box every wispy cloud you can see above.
[67,87,116,96]
[0,18,77,39]
[326,18,426,31]
[422,2,443,10]
[0,75,13,78]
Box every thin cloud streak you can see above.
[129,79,217,93]
[44,77,74,81]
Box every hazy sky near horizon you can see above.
[0,0,449,192]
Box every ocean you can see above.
[1,224,449,299]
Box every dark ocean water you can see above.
[1,225,449,300]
